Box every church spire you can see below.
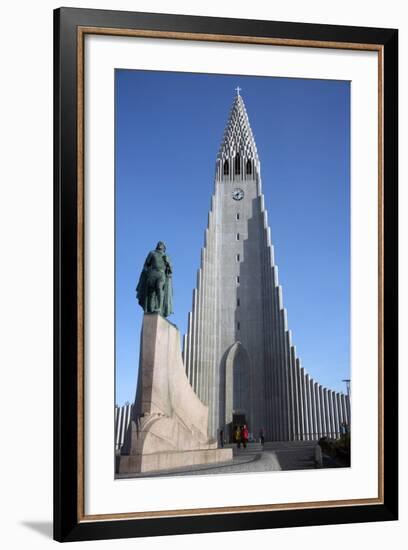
[216,90,260,182]
[184,91,350,442]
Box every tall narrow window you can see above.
[235,153,241,175]
[223,160,229,175]
[237,321,240,331]
[246,159,252,174]
[236,253,240,262]
[236,213,240,220]
[237,276,240,284]
[236,233,240,240]
[237,298,240,307]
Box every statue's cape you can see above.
[136,269,149,310]
[162,276,173,318]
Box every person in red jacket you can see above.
[241,424,249,448]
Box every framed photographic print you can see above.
[54,7,398,542]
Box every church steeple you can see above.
[184,91,350,443]
[216,89,260,183]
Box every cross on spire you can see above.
[217,87,259,164]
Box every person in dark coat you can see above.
[219,429,224,448]
[234,425,241,449]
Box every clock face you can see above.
[232,188,244,201]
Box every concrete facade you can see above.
[115,403,133,451]
[183,91,350,442]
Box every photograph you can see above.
[52,6,398,541]
[114,70,351,478]
[1,0,403,547]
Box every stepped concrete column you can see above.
[300,368,309,440]
[332,392,340,438]
[345,394,351,427]
[341,393,348,428]
[291,345,300,440]
[323,388,330,437]
[339,394,344,434]
[328,390,335,438]
[314,382,322,438]
[309,379,317,440]
[318,385,326,437]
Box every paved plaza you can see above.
[115,441,343,479]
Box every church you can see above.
[182,89,350,443]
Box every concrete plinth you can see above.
[117,313,232,474]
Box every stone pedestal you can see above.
[117,313,232,474]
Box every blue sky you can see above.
[115,70,350,406]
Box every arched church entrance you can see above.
[224,342,252,442]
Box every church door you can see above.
[224,342,251,439]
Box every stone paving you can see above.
[263,441,317,471]
[115,441,345,479]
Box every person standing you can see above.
[242,424,249,449]
[234,425,241,449]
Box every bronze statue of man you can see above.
[136,241,173,317]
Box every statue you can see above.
[136,241,173,317]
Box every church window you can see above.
[246,160,252,174]
[236,233,240,240]
[236,254,240,262]
[235,153,241,175]
[223,160,229,175]
[237,322,240,330]
[236,213,240,220]
[236,276,240,284]
[237,298,240,307]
